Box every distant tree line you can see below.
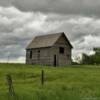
[81,48,100,65]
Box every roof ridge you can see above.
[26,32,73,49]
[35,32,64,37]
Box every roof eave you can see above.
[26,46,52,50]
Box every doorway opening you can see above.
[54,55,57,66]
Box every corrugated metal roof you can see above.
[26,32,72,49]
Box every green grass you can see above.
[0,63,100,100]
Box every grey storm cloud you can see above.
[1,0,100,17]
[0,1,100,62]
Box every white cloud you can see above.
[0,6,63,63]
[0,6,100,63]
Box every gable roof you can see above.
[26,32,73,49]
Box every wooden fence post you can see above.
[41,70,44,85]
[6,74,15,96]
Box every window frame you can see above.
[59,47,64,54]
[29,50,32,59]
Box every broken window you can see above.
[59,47,64,54]
[30,50,32,59]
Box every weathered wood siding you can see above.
[50,34,72,66]
[26,47,53,65]
[26,34,72,66]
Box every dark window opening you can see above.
[30,50,32,59]
[38,50,40,53]
[59,47,64,54]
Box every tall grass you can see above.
[0,63,100,100]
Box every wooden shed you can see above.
[26,32,73,66]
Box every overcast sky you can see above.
[0,0,100,63]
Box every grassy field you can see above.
[0,63,100,100]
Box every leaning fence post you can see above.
[6,74,15,96]
[41,70,44,85]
